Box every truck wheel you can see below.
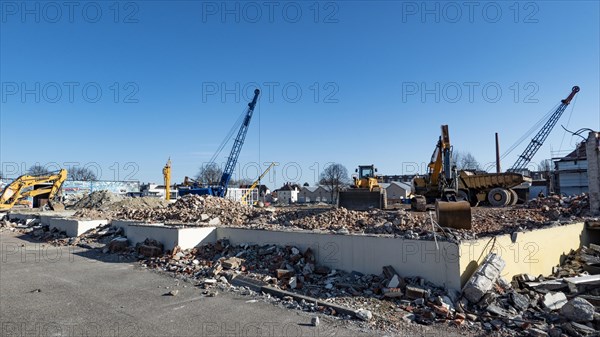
[508,189,519,205]
[488,188,509,207]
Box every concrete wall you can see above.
[49,218,108,237]
[459,222,586,287]
[112,220,216,251]
[217,228,463,291]
[587,132,600,215]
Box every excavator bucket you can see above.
[338,189,386,211]
[435,200,472,229]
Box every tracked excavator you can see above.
[0,169,68,211]
[338,165,387,210]
[411,126,472,229]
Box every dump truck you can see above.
[338,165,387,210]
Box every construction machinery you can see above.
[508,86,580,172]
[179,89,260,198]
[241,162,276,206]
[413,124,532,208]
[163,159,171,201]
[0,169,68,211]
[411,125,472,228]
[338,165,387,210]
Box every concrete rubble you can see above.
[67,192,595,241]
[2,214,600,336]
[1,190,598,336]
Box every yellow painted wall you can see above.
[459,222,587,287]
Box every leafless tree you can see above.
[27,165,50,176]
[453,151,481,171]
[319,163,350,204]
[538,159,553,172]
[196,163,223,185]
[68,167,97,181]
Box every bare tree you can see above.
[229,178,253,187]
[319,163,350,204]
[453,151,480,171]
[28,165,50,176]
[196,163,223,185]
[538,159,553,172]
[68,167,97,181]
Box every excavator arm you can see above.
[0,169,68,210]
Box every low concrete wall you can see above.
[217,228,462,291]
[120,222,217,251]
[49,218,108,237]
[459,222,586,287]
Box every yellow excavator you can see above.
[338,165,387,210]
[0,169,68,211]
[411,126,471,229]
[241,162,276,206]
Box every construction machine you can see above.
[338,165,387,210]
[0,169,68,211]
[241,162,276,206]
[508,86,580,172]
[163,159,171,201]
[411,126,472,229]
[179,89,260,198]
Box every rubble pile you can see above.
[116,195,262,225]
[553,244,600,277]
[527,194,591,219]
[72,190,124,209]
[139,241,600,335]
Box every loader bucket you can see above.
[338,190,385,211]
[435,200,472,229]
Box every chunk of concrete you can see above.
[356,309,372,321]
[560,297,595,322]
[108,237,129,253]
[405,286,428,300]
[543,292,567,311]
[462,253,506,303]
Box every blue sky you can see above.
[1,1,599,189]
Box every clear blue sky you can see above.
[1,1,599,189]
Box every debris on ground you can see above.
[68,193,595,241]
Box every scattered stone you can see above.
[560,297,595,322]
[543,292,567,310]
[463,253,506,303]
[356,309,372,321]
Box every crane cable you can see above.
[207,105,247,166]
[558,93,579,153]
[500,102,560,161]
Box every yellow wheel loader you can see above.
[337,165,387,210]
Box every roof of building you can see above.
[380,181,411,190]
[301,185,332,192]
[558,141,587,162]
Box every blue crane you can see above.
[180,89,260,197]
[508,86,579,172]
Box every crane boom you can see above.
[509,86,579,172]
[241,162,275,204]
[215,89,260,197]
